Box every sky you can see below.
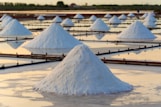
[0,0,160,5]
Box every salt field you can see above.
[0,10,161,107]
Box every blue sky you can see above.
[0,0,160,5]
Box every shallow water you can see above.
[0,63,161,107]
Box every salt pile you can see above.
[118,21,156,40]
[24,23,81,49]
[143,20,156,29]
[89,15,97,22]
[104,13,112,19]
[118,14,127,20]
[61,18,74,30]
[0,15,13,29]
[89,18,110,39]
[73,13,84,19]
[0,14,9,21]
[144,13,156,22]
[0,19,32,37]
[127,13,135,18]
[109,15,121,27]
[52,16,62,23]
[37,15,45,21]
[73,14,84,22]
[34,44,133,95]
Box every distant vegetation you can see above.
[0,1,161,13]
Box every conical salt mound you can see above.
[37,15,45,21]
[109,15,121,24]
[0,14,9,21]
[0,19,32,37]
[61,18,74,27]
[89,18,110,32]
[104,14,112,19]
[144,20,156,29]
[119,14,127,20]
[24,23,81,49]
[127,13,135,18]
[73,14,84,19]
[89,18,110,40]
[144,14,156,22]
[53,16,62,23]
[34,44,133,95]
[0,16,13,29]
[89,15,97,22]
[118,21,156,40]
[61,18,74,30]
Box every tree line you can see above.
[0,2,161,12]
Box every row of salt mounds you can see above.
[89,18,110,40]
[53,16,62,23]
[109,15,121,27]
[0,19,32,37]
[37,15,45,21]
[0,15,13,29]
[34,44,133,95]
[24,23,81,53]
[89,15,97,22]
[61,18,74,30]
[118,21,156,40]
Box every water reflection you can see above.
[39,92,123,107]
[7,41,25,49]
[25,48,71,55]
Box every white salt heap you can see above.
[34,44,133,95]
[109,15,121,24]
[52,16,62,23]
[0,15,13,29]
[37,15,45,21]
[0,14,9,21]
[61,18,74,30]
[73,14,84,22]
[89,18,110,32]
[24,23,81,49]
[127,13,135,18]
[73,13,84,19]
[143,20,156,29]
[118,21,156,40]
[104,13,112,19]
[89,15,97,22]
[0,19,32,37]
[119,14,127,20]
[89,18,110,40]
[144,13,156,22]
